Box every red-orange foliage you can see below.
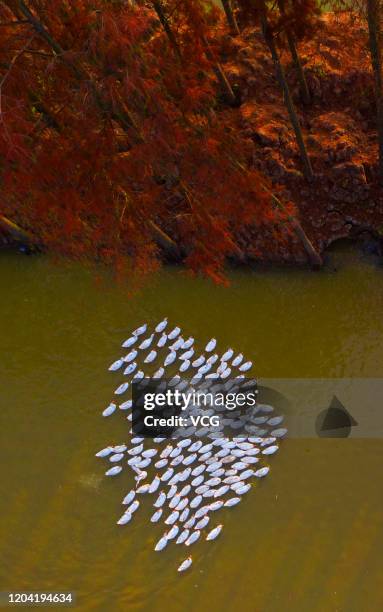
[0,0,291,282]
[237,0,321,39]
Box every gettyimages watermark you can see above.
[142,387,258,411]
[131,377,383,439]
[132,377,259,438]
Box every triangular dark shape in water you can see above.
[320,395,358,431]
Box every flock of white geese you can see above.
[96,318,286,573]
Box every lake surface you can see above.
[1,244,383,611]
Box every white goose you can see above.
[157,333,167,347]
[180,348,194,361]
[105,465,122,476]
[155,318,168,333]
[178,557,192,572]
[192,355,205,368]
[168,326,181,340]
[164,351,177,367]
[133,323,147,336]
[122,335,137,348]
[139,334,154,350]
[182,337,194,350]
[221,348,234,361]
[171,337,184,351]
[102,402,116,417]
[109,358,124,372]
[239,360,252,372]
[153,367,165,379]
[206,524,223,541]
[114,382,129,395]
[232,353,243,367]
[179,360,191,373]
[155,536,168,551]
[144,349,157,363]
[123,349,137,363]
[205,338,217,352]
[123,362,137,376]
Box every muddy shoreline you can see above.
[2,13,383,271]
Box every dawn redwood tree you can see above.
[276,0,312,104]
[326,0,383,183]
[150,0,182,59]
[155,0,237,105]
[237,0,314,181]
[259,0,314,181]
[0,0,301,281]
[366,0,383,183]
[222,0,241,35]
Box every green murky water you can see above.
[1,244,383,611]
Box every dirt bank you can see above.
[216,11,383,264]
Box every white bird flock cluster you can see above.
[96,318,287,574]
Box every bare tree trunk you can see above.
[221,0,240,36]
[259,4,313,181]
[277,0,310,105]
[0,214,37,247]
[11,1,70,61]
[367,0,383,183]
[223,155,321,268]
[151,0,182,59]
[147,220,181,260]
[289,217,322,267]
[269,193,322,268]
[150,2,236,106]
[202,35,237,105]
[285,31,311,104]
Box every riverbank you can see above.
[213,11,383,264]
[1,9,383,271]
